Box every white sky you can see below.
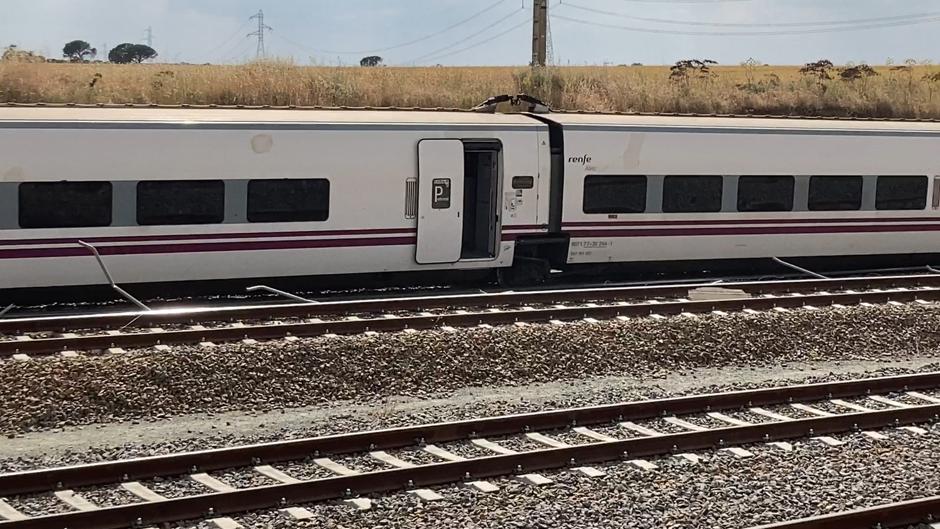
[1,0,938,66]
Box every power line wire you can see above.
[406,8,529,64]
[609,0,751,3]
[272,33,321,58]
[416,16,533,65]
[564,1,940,28]
[551,12,940,36]
[285,0,513,55]
[206,21,253,61]
[221,38,255,64]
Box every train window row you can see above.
[583,175,929,214]
[15,179,331,230]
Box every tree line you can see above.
[14,40,380,66]
[43,40,158,64]
[62,40,158,63]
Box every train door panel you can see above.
[416,139,502,265]
[417,139,465,264]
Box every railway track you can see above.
[1,372,939,529]
[750,496,940,529]
[1,274,939,358]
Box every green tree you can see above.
[108,43,157,64]
[63,40,96,62]
[360,55,383,67]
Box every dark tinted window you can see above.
[137,180,225,226]
[512,176,535,190]
[583,175,647,214]
[737,176,795,212]
[876,176,927,210]
[662,176,723,213]
[19,182,112,229]
[248,179,330,223]
[808,176,863,211]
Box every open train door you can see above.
[416,139,465,264]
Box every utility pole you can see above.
[531,0,548,67]
[144,26,154,48]
[248,10,273,59]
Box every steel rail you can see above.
[3,405,938,529]
[2,371,938,496]
[2,273,939,335]
[1,286,937,357]
[748,496,940,529]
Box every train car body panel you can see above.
[5,106,940,294]
[0,109,548,289]
[550,114,940,266]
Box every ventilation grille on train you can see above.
[405,177,418,219]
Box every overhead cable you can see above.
[609,0,752,3]
[564,1,940,28]
[551,12,940,36]
[407,8,530,64]
[280,0,512,55]
[416,18,533,65]
[205,21,253,61]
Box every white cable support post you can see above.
[772,256,829,280]
[0,304,13,319]
[246,286,318,304]
[77,241,151,312]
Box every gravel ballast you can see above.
[3,365,940,528]
[1,304,940,432]
[2,363,939,472]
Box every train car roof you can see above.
[4,104,940,133]
[547,112,940,133]
[0,106,543,127]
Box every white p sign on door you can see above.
[432,178,452,209]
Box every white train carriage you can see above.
[0,108,550,291]
[3,103,940,296]
[553,114,940,271]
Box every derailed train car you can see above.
[2,101,939,295]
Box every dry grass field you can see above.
[3,61,940,118]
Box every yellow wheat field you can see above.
[3,61,940,118]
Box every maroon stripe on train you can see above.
[568,223,940,239]
[0,223,933,259]
[0,228,417,247]
[0,225,547,247]
[562,216,937,228]
[0,231,547,260]
[0,237,418,260]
